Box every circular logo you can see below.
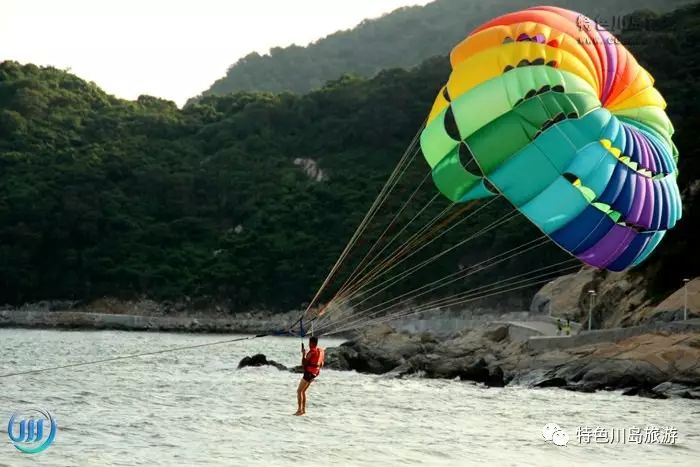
[7,408,57,454]
[542,422,569,447]
[542,423,560,441]
[552,429,570,447]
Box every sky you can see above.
[2,0,433,106]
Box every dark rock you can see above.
[419,332,439,344]
[534,377,567,388]
[349,344,401,374]
[325,342,402,374]
[461,358,490,383]
[324,333,424,374]
[382,362,415,379]
[507,368,552,387]
[653,310,686,322]
[577,359,667,389]
[484,325,509,342]
[420,356,493,383]
[237,353,287,371]
[651,381,700,399]
[622,387,667,399]
[323,345,355,371]
[563,383,597,393]
[486,366,505,387]
[268,361,289,372]
[323,323,700,400]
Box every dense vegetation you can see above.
[1,5,698,311]
[198,0,695,97]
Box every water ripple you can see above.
[0,329,698,466]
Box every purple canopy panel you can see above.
[636,130,652,172]
[668,177,682,227]
[577,224,637,269]
[626,172,647,225]
[650,180,663,231]
[657,179,671,229]
[639,132,658,174]
[637,177,654,229]
[649,138,670,175]
[629,129,646,167]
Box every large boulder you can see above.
[650,382,700,399]
[324,341,407,374]
[237,353,288,371]
[324,325,438,374]
[575,359,667,389]
[530,269,594,318]
[324,324,512,386]
[644,278,700,322]
[509,332,700,395]
[402,354,504,386]
[325,320,700,399]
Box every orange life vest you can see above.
[304,347,325,376]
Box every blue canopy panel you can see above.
[550,205,616,254]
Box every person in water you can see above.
[295,336,324,416]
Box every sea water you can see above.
[0,329,698,466]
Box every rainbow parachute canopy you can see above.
[420,5,681,272]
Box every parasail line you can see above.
[325,237,554,331]
[327,264,581,336]
[315,208,519,332]
[332,194,453,302]
[334,170,434,299]
[331,205,515,310]
[332,198,505,309]
[379,260,579,320]
[318,202,508,332]
[316,197,459,329]
[0,334,268,379]
[332,269,580,336]
[302,127,424,317]
[315,234,551,334]
[370,263,581,326]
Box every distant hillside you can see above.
[1,4,698,312]
[196,0,695,99]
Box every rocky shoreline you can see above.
[322,324,700,399]
[6,289,700,400]
[0,308,301,335]
[232,320,700,399]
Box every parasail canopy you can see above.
[420,5,681,272]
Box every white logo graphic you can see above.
[543,423,569,446]
[542,423,559,441]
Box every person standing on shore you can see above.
[295,336,324,416]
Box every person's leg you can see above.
[296,378,310,415]
[301,375,316,414]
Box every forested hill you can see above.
[1,4,699,312]
[197,0,694,98]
